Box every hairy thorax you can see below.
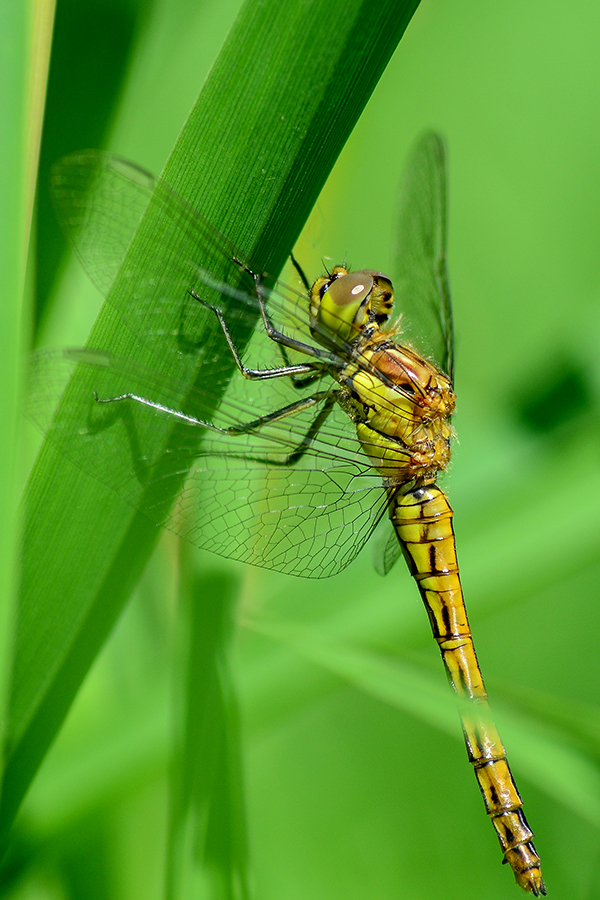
[339,330,456,484]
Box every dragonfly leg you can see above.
[255,253,318,388]
[231,257,339,365]
[92,388,333,443]
[277,256,326,388]
[279,255,346,393]
[279,391,336,465]
[219,391,338,467]
[290,252,311,292]
[219,390,332,438]
[189,290,317,381]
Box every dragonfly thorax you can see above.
[309,266,394,348]
[309,265,455,484]
[343,343,455,484]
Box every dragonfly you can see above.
[28,132,544,894]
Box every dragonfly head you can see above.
[310,266,394,348]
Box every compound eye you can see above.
[354,268,392,285]
[326,272,373,307]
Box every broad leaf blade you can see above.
[5,0,421,841]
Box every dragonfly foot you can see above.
[188,288,216,312]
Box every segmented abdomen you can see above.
[390,483,545,896]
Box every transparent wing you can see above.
[51,152,338,349]
[26,349,390,578]
[50,150,422,406]
[51,153,156,297]
[50,151,270,354]
[395,131,454,382]
[45,150,438,578]
[371,518,403,577]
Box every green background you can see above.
[6,0,600,898]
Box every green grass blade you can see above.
[0,2,28,777]
[167,559,248,900]
[4,0,421,842]
[250,619,600,828]
[0,0,55,781]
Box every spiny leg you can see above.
[189,289,319,382]
[279,392,336,466]
[290,252,311,292]
[264,252,319,387]
[92,388,337,466]
[229,257,339,365]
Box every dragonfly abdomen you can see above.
[391,484,546,896]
